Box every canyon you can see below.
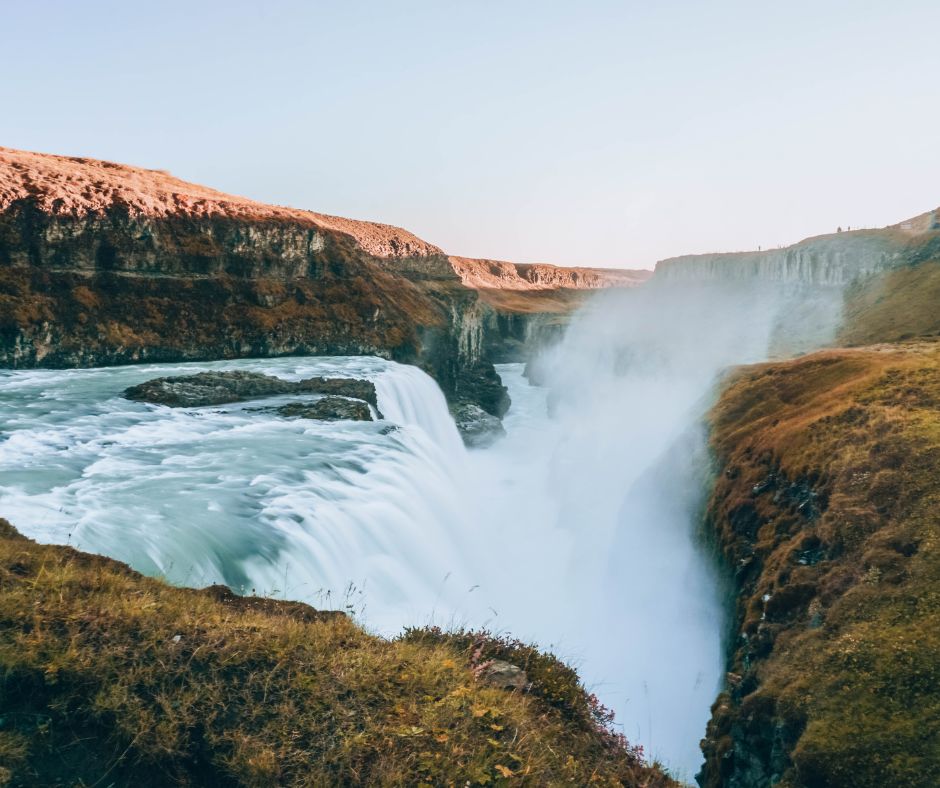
[0,147,645,436]
[1,146,939,787]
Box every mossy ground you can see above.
[701,341,940,787]
[0,520,673,787]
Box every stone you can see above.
[275,397,372,422]
[479,660,528,691]
[124,370,378,409]
[450,402,505,448]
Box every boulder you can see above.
[450,402,505,448]
[124,370,378,408]
[275,397,372,422]
[479,660,528,691]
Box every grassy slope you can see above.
[840,257,940,346]
[702,342,940,787]
[473,287,593,316]
[0,520,673,787]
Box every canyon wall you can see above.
[654,212,939,286]
[698,345,940,788]
[0,147,644,418]
[665,213,940,787]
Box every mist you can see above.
[459,276,846,777]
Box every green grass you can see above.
[0,520,673,787]
[701,341,940,787]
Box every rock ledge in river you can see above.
[275,397,372,422]
[124,370,377,408]
[450,402,506,448]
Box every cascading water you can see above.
[0,357,474,634]
[0,277,845,779]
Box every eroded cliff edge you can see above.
[682,212,940,787]
[698,343,940,788]
[0,147,646,424]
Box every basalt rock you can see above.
[124,370,377,408]
[450,402,506,448]
[274,397,372,422]
[0,147,507,418]
[478,659,529,691]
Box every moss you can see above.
[0,521,674,787]
[700,341,940,787]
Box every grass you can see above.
[0,519,674,787]
[700,341,940,787]
[840,257,940,346]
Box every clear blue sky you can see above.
[3,1,939,268]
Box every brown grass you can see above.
[700,341,940,787]
[0,520,674,787]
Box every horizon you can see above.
[3,1,939,268]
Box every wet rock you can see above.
[124,370,377,408]
[450,402,506,448]
[275,397,372,422]
[479,660,528,691]
[455,360,511,417]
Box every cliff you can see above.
[0,518,675,787]
[449,255,649,292]
[698,342,940,787]
[653,212,940,286]
[0,147,644,418]
[0,147,511,414]
[447,256,650,363]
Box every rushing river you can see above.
[0,280,843,778]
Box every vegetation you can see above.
[840,256,940,346]
[700,341,940,787]
[0,520,672,787]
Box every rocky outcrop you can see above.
[0,147,652,422]
[0,147,651,421]
[0,147,509,416]
[124,370,377,408]
[449,256,650,291]
[450,256,650,363]
[274,397,373,422]
[449,402,506,447]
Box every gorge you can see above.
[1,147,939,787]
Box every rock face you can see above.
[653,214,939,286]
[124,370,377,408]
[0,147,506,417]
[449,256,650,291]
[450,402,506,447]
[0,146,647,423]
[275,397,372,422]
[451,256,651,364]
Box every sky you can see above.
[2,0,939,268]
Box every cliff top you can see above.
[0,147,654,287]
[654,206,939,274]
[0,146,443,259]
[448,255,650,291]
[703,339,940,786]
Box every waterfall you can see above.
[0,358,474,634]
[0,276,845,779]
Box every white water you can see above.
[0,279,842,779]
